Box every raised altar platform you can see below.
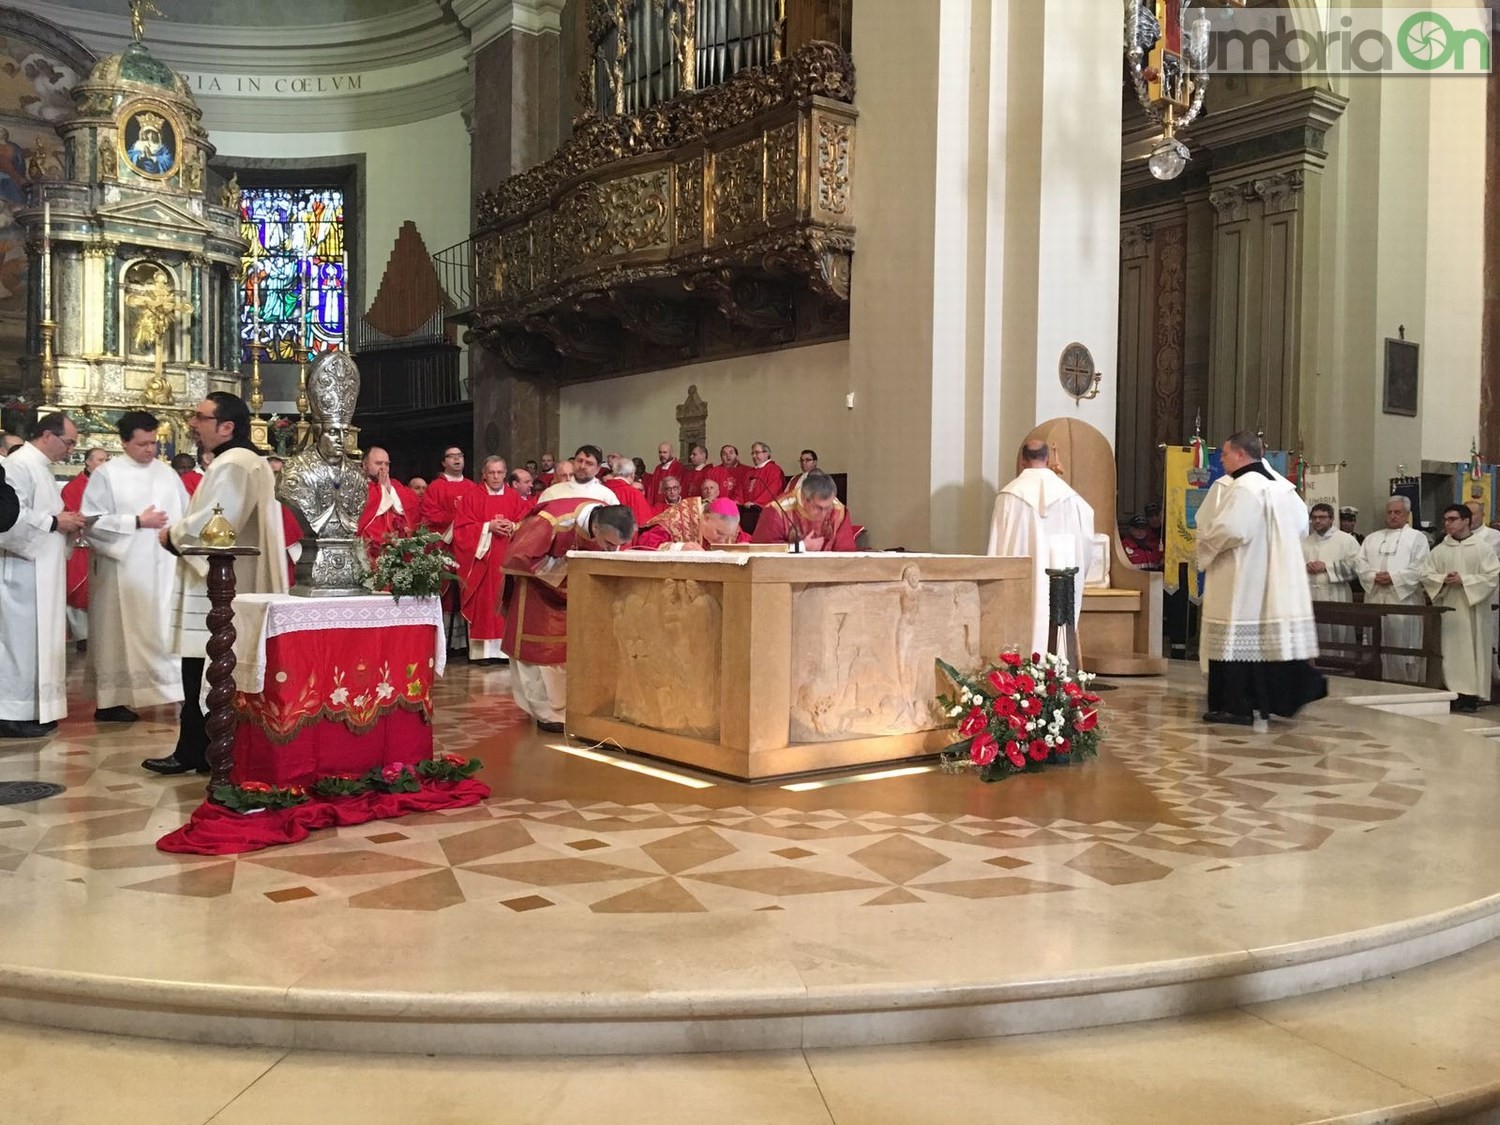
[565,552,1033,780]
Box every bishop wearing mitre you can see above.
[82,410,189,722]
[357,445,416,566]
[1421,504,1500,713]
[452,456,531,663]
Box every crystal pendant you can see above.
[1147,138,1190,181]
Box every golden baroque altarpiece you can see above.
[471,29,857,382]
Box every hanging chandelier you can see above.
[1125,0,1246,180]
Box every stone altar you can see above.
[566,552,1032,781]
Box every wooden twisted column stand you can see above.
[179,546,260,798]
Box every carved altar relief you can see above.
[788,573,982,742]
[612,578,723,737]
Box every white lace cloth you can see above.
[230,593,446,695]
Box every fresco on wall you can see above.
[0,26,85,392]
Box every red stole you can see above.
[453,487,532,640]
[751,495,858,551]
[61,471,89,609]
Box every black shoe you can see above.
[94,706,140,723]
[75,640,87,654]
[1202,710,1253,726]
[0,719,57,739]
[536,720,565,734]
[142,755,203,776]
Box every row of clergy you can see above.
[523,442,821,510]
[1302,495,1500,709]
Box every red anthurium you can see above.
[1007,715,1026,733]
[1076,708,1099,733]
[959,707,989,736]
[970,731,999,766]
[1005,743,1027,768]
[1056,738,1071,755]
[1001,652,1023,667]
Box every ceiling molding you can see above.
[24,0,469,71]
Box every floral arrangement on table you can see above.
[364,528,460,602]
[267,415,297,455]
[936,651,1103,782]
[211,755,484,811]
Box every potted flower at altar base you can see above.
[267,415,297,455]
[936,651,1104,782]
[364,528,459,602]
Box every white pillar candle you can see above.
[1048,534,1076,570]
[41,200,51,322]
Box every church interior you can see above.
[4,0,1500,1121]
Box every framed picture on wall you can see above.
[1383,338,1419,417]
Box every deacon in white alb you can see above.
[987,439,1096,659]
[1302,501,1362,650]
[1354,496,1431,683]
[0,413,85,739]
[1421,504,1500,713]
[1196,431,1325,725]
[81,410,190,723]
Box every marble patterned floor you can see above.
[0,659,1430,916]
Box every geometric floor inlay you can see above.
[0,658,1426,914]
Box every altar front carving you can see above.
[567,553,1030,781]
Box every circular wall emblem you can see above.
[1059,342,1096,400]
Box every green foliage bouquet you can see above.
[364,528,459,603]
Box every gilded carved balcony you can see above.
[469,40,856,380]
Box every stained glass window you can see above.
[239,187,346,363]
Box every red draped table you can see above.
[159,593,489,855]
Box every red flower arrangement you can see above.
[937,651,1103,782]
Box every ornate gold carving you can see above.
[479,41,854,226]
[713,138,763,236]
[674,156,703,243]
[474,234,502,298]
[765,123,798,217]
[816,118,850,216]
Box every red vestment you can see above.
[644,458,684,506]
[417,475,483,612]
[452,486,532,642]
[61,471,90,609]
[357,479,419,566]
[280,503,304,587]
[680,464,712,498]
[501,497,615,665]
[179,470,202,497]
[636,497,704,548]
[705,463,747,502]
[536,472,554,490]
[742,461,787,506]
[751,494,859,551]
[604,477,656,529]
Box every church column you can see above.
[101,243,119,356]
[188,254,209,365]
[81,242,107,356]
[456,0,565,463]
[57,244,83,357]
[848,0,1123,551]
[1481,1,1500,461]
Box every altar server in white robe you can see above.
[145,393,286,776]
[1355,496,1431,683]
[82,410,189,723]
[988,439,1096,660]
[1196,431,1325,726]
[0,413,85,738]
[1302,501,1361,650]
[1421,504,1500,712]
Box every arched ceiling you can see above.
[27,0,426,30]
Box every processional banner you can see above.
[1302,465,1341,513]
[1452,463,1495,523]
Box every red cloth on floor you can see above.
[156,778,490,855]
[232,705,433,787]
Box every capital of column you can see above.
[453,0,567,53]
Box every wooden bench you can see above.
[1312,601,1450,689]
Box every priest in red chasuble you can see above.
[680,443,712,498]
[416,444,482,650]
[453,456,531,663]
[742,441,786,507]
[706,444,747,502]
[752,470,858,551]
[640,497,751,550]
[356,445,417,566]
[636,476,700,547]
[62,447,108,648]
[502,500,636,732]
[644,442,684,506]
[604,459,656,527]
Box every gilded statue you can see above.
[219,172,241,211]
[125,271,192,359]
[25,137,57,182]
[142,371,173,405]
[98,137,117,180]
[129,0,164,44]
